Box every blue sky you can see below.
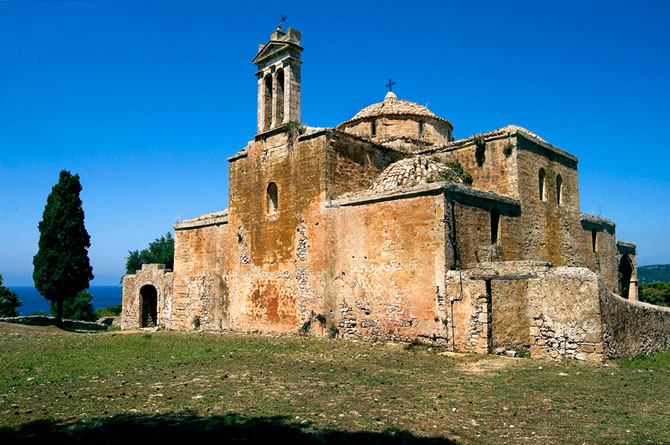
[1,0,669,285]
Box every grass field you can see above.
[0,322,668,444]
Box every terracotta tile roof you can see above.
[371,156,466,193]
[339,92,452,127]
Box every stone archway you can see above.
[618,254,633,299]
[140,284,158,327]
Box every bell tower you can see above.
[252,25,303,134]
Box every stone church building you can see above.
[122,26,670,361]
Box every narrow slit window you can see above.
[556,174,563,205]
[538,168,546,201]
[490,206,500,244]
[591,229,597,253]
[371,120,377,137]
[418,121,425,137]
[267,182,278,214]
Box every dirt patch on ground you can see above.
[452,355,518,373]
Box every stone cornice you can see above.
[174,213,229,231]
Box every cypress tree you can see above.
[33,170,94,327]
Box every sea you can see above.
[8,286,122,316]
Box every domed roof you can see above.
[340,92,450,126]
[372,156,467,193]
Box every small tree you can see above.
[0,273,22,317]
[49,290,97,322]
[33,170,94,327]
[125,232,174,275]
[639,282,670,307]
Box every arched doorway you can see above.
[140,285,158,327]
[618,255,633,299]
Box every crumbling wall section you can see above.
[446,262,551,354]
[121,264,173,329]
[445,271,490,353]
[172,219,230,331]
[526,267,605,362]
[599,292,670,358]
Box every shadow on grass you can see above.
[0,412,459,444]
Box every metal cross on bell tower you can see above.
[385,78,396,92]
[278,15,288,29]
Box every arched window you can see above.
[490,206,500,244]
[275,69,284,125]
[418,121,425,137]
[370,120,377,137]
[538,168,546,201]
[556,174,563,205]
[263,75,273,130]
[267,182,278,214]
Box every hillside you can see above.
[637,264,670,285]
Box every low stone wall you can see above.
[0,315,107,331]
[599,292,670,358]
[448,264,666,362]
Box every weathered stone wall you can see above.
[325,193,448,343]
[445,265,670,362]
[172,220,230,331]
[599,292,670,358]
[446,262,552,354]
[121,264,173,329]
[432,133,520,199]
[341,116,452,149]
[445,188,522,268]
[514,135,585,268]
[580,214,618,292]
[325,132,398,198]
[445,270,489,353]
[223,130,327,334]
[526,267,605,362]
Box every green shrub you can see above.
[0,274,22,317]
[95,304,122,318]
[639,282,670,306]
[503,142,514,157]
[436,160,473,185]
[49,290,96,322]
[328,325,339,338]
[473,134,486,166]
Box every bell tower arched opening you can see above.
[263,75,273,131]
[275,69,285,126]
